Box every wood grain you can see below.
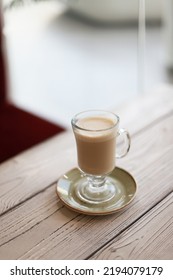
[0,186,77,247]
[0,131,77,215]
[90,192,173,260]
[0,86,173,216]
[0,112,173,259]
[114,84,173,135]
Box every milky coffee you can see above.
[74,116,117,175]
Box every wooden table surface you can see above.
[0,85,173,260]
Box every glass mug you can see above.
[71,110,131,204]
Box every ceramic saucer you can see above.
[56,167,137,215]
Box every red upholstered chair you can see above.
[0,14,64,163]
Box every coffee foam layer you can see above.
[77,116,116,130]
[75,116,117,142]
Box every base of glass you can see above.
[57,167,137,215]
[75,175,117,204]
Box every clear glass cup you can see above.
[71,110,131,204]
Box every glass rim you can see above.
[71,110,119,132]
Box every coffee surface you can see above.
[77,116,115,131]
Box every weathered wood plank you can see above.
[0,113,173,259]
[114,84,173,134]
[0,132,77,215]
[0,186,77,247]
[0,86,173,215]
[90,192,173,260]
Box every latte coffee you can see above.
[74,116,117,175]
[71,110,131,204]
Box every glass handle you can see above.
[116,128,131,159]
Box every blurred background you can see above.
[2,0,173,128]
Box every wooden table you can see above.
[0,85,173,260]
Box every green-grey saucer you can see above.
[56,167,137,215]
